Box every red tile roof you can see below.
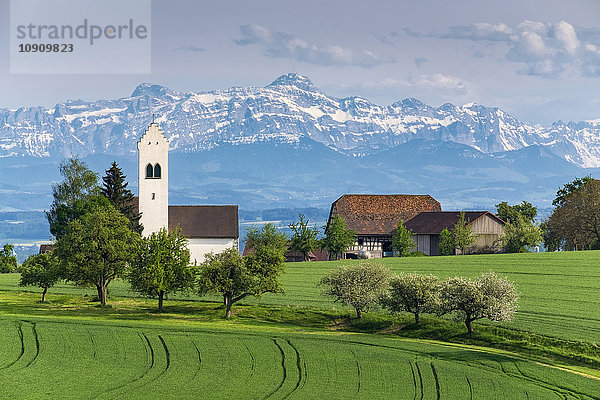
[404,211,504,234]
[329,194,441,235]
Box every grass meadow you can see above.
[0,251,599,398]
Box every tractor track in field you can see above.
[508,361,598,400]
[87,328,97,359]
[408,361,419,400]
[414,361,424,400]
[430,362,441,400]
[157,335,170,378]
[466,376,473,400]
[188,336,202,380]
[335,337,599,400]
[264,339,287,400]
[92,332,160,400]
[349,348,361,394]
[473,358,595,399]
[25,323,40,367]
[243,342,255,380]
[0,321,24,370]
[285,340,306,398]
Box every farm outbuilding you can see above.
[404,211,505,255]
[327,194,442,258]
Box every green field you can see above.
[0,316,598,399]
[1,251,600,398]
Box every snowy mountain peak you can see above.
[267,73,320,92]
[131,83,177,98]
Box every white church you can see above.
[136,122,239,264]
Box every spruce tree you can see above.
[101,161,142,233]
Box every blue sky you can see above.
[1,0,600,125]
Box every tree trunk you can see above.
[97,284,107,306]
[225,296,232,318]
[414,312,420,325]
[41,287,47,303]
[356,308,363,319]
[158,290,164,312]
[96,285,103,302]
[465,318,473,335]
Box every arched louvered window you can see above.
[154,163,161,178]
[145,164,153,178]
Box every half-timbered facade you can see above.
[327,194,442,258]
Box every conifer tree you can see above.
[101,161,142,233]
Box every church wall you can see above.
[188,238,238,265]
[138,123,169,236]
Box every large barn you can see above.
[326,194,506,258]
[137,123,239,264]
[327,194,442,258]
[404,211,505,255]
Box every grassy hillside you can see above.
[0,299,598,399]
[1,251,600,397]
[5,251,597,342]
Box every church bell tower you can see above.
[137,122,169,236]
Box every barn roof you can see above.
[404,211,504,235]
[39,244,55,254]
[169,205,239,239]
[329,194,441,235]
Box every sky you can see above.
[1,0,600,125]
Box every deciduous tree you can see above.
[452,212,476,255]
[321,215,356,260]
[381,273,439,325]
[438,228,455,256]
[46,158,102,239]
[391,221,416,257]
[245,223,288,256]
[496,201,537,224]
[128,227,194,311]
[439,271,518,334]
[198,247,285,318]
[19,252,61,302]
[289,214,320,261]
[545,178,600,250]
[319,262,390,319]
[0,243,17,273]
[500,215,543,253]
[55,205,139,305]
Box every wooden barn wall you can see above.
[413,235,432,255]
[471,215,504,235]
[471,215,504,251]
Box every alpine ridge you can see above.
[1,73,599,167]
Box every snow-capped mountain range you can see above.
[2,73,600,167]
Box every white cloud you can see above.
[364,73,469,95]
[433,20,600,78]
[411,73,467,93]
[554,21,580,55]
[235,24,395,68]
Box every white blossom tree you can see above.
[439,271,518,334]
